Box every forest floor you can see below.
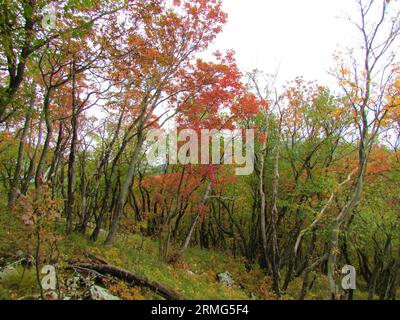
[0,201,372,300]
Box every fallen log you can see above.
[70,263,183,300]
[81,250,109,265]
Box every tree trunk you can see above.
[178,182,212,256]
[66,60,77,234]
[258,134,270,273]
[104,131,145,245]
[270,140,281,296]
[70,263,183,300]
[35,90,52,187]
[8,83,34,206]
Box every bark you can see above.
[48,121,64,187]
[35,90,53,187]
[104,130,145,245]
[0,1,35,122]
[160,167,185,261]
[328,144,368,299]
[298,253,329,300]
[8,83,35,206]
[76,153,88,234]
[66,61,77,234]
[22,114,43,194]
[258,133,270,273]
[89,112,125,241]
[270,140,281,296]
[178,182,212,256]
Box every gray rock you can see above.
[0,266,16,281]
[217,271,235,287]
[16,250,25,258]
[90,285,120,300]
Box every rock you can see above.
[217,271,234,287]
[16,250,25,258]
[0,266,16,281]
[187,270,195,275]
[90,285,120,300]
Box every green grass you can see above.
[59,232,250,299]
[0,207,339,301]
[0,266,40,299]
[1,197,368,301]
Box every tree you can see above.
[326,0,400,299]
[104,0,230,245]
[0,0,127,122]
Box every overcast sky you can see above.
[208,0,360,87]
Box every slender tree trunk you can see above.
[270,139,281,296]
[298,253,329,300]
[66,61,77,234]
[48,121,64,187]
[161,167,185,261]
[76,153,88,234]
[104,131,145,245]
[89,112,125,241]
[258,135,269,272]
[35,90,52,187]
[22,115,43,194]
[178,182,212,256]
[8,83,35,206]
[328,139,368,299]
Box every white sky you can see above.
[208,0,360,87]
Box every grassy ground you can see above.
[0,200,257,299]
[0,200,369,300]
[59,231,253,300]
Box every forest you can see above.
[0,0,399,301]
